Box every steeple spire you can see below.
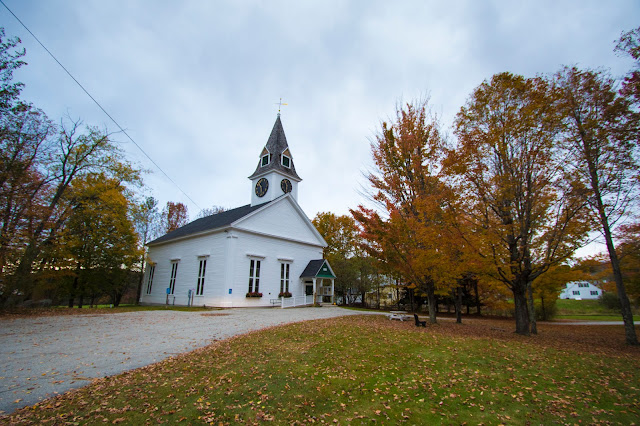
[248,115,301,181]
[249,115,302,206]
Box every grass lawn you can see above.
[555,299,640,321]
[555,315,640,321]
[4,315,640,425]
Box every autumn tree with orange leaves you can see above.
[451,72,590,336]
[351,99,463,323]
[162,201,189,233]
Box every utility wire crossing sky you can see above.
[1,1,638,258]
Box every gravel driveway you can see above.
[0,306,372,415]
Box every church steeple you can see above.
[249,115,301,181]
[249,115,302,206]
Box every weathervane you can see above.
[275,98,288,115]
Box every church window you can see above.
[145,264,155,294]
[248,259,261,293]
[281,154,291,168]
[261,154,270,167]
[169,262,179,294]
[280,262,290,294]
[590,290,598,295]
[572,290,580,295]
[196,258,207,296]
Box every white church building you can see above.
[139,115,336,308]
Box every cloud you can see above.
[2,0,638,225]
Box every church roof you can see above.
[248,115,301,181]
[148,202,270,245]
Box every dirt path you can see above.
[0,307,371,415]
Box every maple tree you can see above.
[554,66,639,344]
[162,201,189,233]
[312,212,359,260]
[59,174,140,307]
[616,222,640,305]
[352,99,460,323]
[312,212,379,306]
[451,72,590,335]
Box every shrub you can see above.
[535,298,558,321]
[598,292,621,310]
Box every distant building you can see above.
[139,115,335,307]
[558,281,603,300]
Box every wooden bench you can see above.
[414,314,426,327]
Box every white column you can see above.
[313,278,317,305]
[330,278,335,304]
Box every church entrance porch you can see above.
[299,259,336,307]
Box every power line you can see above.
[0,0,201,210]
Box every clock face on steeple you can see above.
[281,178,292,194]
[255,178,269,197]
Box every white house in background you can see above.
[139,114,335,308]
[559,281,603,300]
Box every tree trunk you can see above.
[68,275,78,308]
[583,133,638,345]
[527,281,537,334]
[455,286,463,324]
[513,284,530,336]
[540,296,547,321]
[409,287,414,313]
[474,279,481,315]
[426,284,437,324]
[603,223,638,345]
[589,165,638,344]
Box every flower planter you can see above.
[245,292,263,298]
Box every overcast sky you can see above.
[2,1,638,255]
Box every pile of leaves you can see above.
[4,315,639,424]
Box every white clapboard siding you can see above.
[140,198,325,307]
[235,197,324,246]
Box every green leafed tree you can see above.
[312,212,362,305]
[132,196,161,304]
[61,174,141,307]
